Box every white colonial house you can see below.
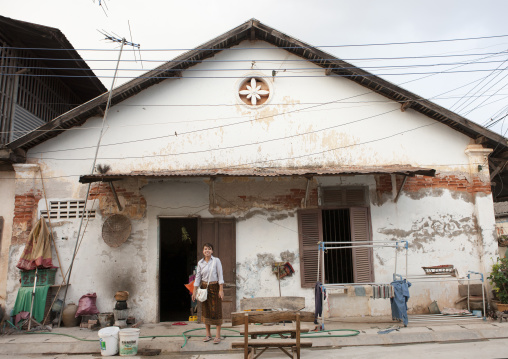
[1,19,506,322]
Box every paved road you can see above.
[2,338,508,359]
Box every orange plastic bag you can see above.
[184,280,195,295]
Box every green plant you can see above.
[488,257,508,304]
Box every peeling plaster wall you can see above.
[4,40,498,321]
[5,176,152,322]
[27,41,471,177]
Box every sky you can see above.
[3,0,508,136]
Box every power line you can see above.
[3,51,507,63]
[29,108,401,161]
[3,33,508,52]
[3,68,508,80]
[28,92,377,155]
[4,59,508,73]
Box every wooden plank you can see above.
[240,297,305,311]
[231,339,312,348]
[231,311,314,326]
[239,324,311,336]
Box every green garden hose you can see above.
[24,326,360,349]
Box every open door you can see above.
[198,218,236,321]
[159,218,197,322]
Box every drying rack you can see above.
[403,270,486,321]
[316,240,409,329]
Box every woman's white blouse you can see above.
[194,255,224,287]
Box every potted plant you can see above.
[488,257,508,311]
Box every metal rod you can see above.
[394,242,398,276]
[405,242,408,280]
[58,39,126,327]
[325,245,398,250]
[28,268,38,330]
[317,242,321,283]
[321,242,325,330]
[108,181,123,211]
[322,241,405,245]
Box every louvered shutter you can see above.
[350,207,374,283]
[298,209,322,288]
[322,187,367,207]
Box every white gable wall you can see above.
[4,40,496,321]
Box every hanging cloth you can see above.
[12,285,51,323]
[17,219,53,271]
[314,281,327,324]
[390,279,411,327]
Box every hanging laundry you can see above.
[390,279,411,327]
[314,281,327,324]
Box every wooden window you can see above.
[298,190,373,288]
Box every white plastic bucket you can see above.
[98,326,120,356]
[119,328,140,356]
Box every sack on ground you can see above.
[196,287,208,302]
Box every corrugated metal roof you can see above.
[79,165,436,183]
[0,15,106,102]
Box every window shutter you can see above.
[297,209,322,288]
[350,207,374,283]
[322,187,367,207]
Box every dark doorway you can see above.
[159,218,197,322]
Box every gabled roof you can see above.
[4,19,507,159]
[0,15,106,103]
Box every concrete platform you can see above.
[0,316,506,356]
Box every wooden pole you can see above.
[244,313,249,359]
[27,268,38,330]
[39,169,66,284]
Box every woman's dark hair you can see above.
[203,242,214,250]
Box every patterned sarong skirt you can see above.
[200,282,223,325]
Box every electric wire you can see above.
[28,108,401,161]
[3,50,508,63]
[3,68,508,79]
[3,32,508,51]
[3,59,508,73]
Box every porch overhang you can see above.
[78,165,436,184]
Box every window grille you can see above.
[40,200,96,220]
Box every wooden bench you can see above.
[231,297,314,359]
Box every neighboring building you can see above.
[1,20,506,322]
[0,15,105,310]
[0,15,106,144]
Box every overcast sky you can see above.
[3,0,508,136]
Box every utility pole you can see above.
[57,34,140,327]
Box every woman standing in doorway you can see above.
[192,243,224,344]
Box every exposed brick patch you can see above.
[268,188,318,209]
[90,182,147,219]
[375,174,491,196]
[12,192,41,245]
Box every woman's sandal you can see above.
[203,336,213,342]
[213,337,221,344]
